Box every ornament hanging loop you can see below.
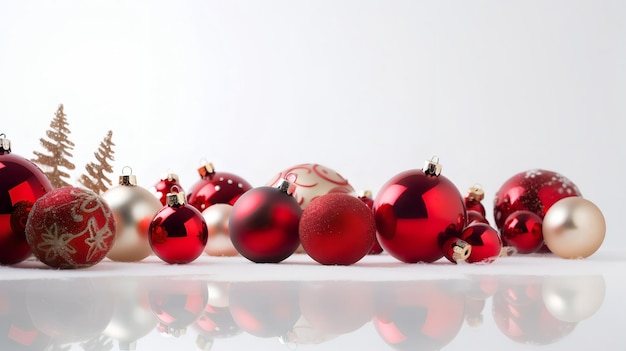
[0,133,10,154]
[422,155,442,176]
[119,166,137,186]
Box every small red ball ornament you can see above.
[373,157,466,263]
[501,210,543,254]
[0,135,53,265]
[460,223,502,264]
[148,189,208,264]
[25,187,116,269]
[466,210,489,226]
[153,172,182,206]
[299,193,376,265]
[465,185,486,217]
[493,169,581,230]
[358,190,384,255]
[229,178,301,263]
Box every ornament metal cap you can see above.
[166,186,186,207]
[423,156,442,176]
[450,239,472,261]
[467,184,485,202]
[358,189,373,198]
[0,133,11,154]
[277,173,297,195]
[198,161,215,178]
[119,166,137,186]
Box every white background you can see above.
[1,0,624,248]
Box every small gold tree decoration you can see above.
[32,104,76,188]
[79,130,115,194]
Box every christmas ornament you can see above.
[148,188,208,264]
[299,193,375,265]
[153,171,181,206]
[373,157,466,263]
[542,197,605,259]
[267,163,355,209]
[501,210,543,254]
[194,282,241,347]
[0,134,53,265]
[460,223,502,264]
[465,184,486,217]
[281,316,337,345]
[102,169,162,262]
[463,275,499,327]
[25,187,116,269]
[466,210,489,226]
[78,130,115,194]
[229,177,301,263]
[441,237,472,264]
[186,162,252,256]
[358,190,384,254]
[148,279,208,337]
[542,275,605,323]
[0,280,51,350]
[493,169,582,230]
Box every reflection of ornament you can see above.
[0,135,53,265]
[148,189,208,264]
[461,223,502,264]
[229,178,301,263]
[153,172,181,206]
[542,197,605,259]
[267,163,355,209]
[463,275,499,327]
[195,282,241,350]
[229,281,300,338]
[542,275,605,323]
[465,185,486,217]
[25,187,116,269]
[0,280,51,350]
[501,210,543,254]
[148,279,208,338]
[102,170,162,262]
[358,190,384,255]
[493,169,582,230]
[299,193,375,265]
[202,204,238,257]
[373,157,466,263]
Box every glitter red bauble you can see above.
[493,169,581,230]
[148,201,208,264]
[373,169,466,263]
[501,210,543,254]
[460,223,502,264]
[358,191,384,255]
[0,153,53,265]
[229,186,301,263]
[299,193,375,265]
[25,187,116,269]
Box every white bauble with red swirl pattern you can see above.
[266,164,355,209]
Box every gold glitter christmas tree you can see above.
[79,130,115,194]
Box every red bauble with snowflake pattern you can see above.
[25,187,116,269]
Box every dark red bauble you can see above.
[0,153,53,265]
[148,199,208,264]
[358,191,384,255]
[461,223,502,264]
[373,169,466,263]
[501,210,543,254]
[25,187,116,269]
[493,169,581,230]
[153,173,182,206]
[148,279,208,337]
[229,186,301,263]
[299,193,375,265]
[466,210,489,226]
[187,164,252,212]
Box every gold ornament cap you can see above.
[450,239,472,261]
[423,156,442,176]
[0,133,11,154]
[277,173,297,195]
[197,161,215,178]
[119,166,137,186]
[166,172,179,182]
[467,184,485,202]
[358,189,373,198]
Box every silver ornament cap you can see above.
[277,173,297,195]
[166,188,187,207]
[423,156,442,176]
[0,133,11,154]
[119,166,137,186]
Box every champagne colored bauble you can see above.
[542,197,605,259]
[267,163,355,209]
[542,275,605,323]
[202,204,238,257]
[102,174,163,262]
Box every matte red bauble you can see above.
[0,135,53,265]
[25,187,116,269]
[501,210,543,254]
[460,223,502,264]
[229,179,301,263]
[299,193,375,265]
[148,191,208,264]
[493,169,581,230]
[358,190,384,255]
[373,158,466,263]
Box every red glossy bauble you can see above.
[194,284,241,341]
[148,193,208,264]
[358,190,384,255]
[153,173,182,206]
[187,163,252,212]
[466,210,489,226]
[501,210,543,254]
[148,279,208,337]
[229,183,301,263]
[0,280,51,350]
[493,169,581,230]
[0,150,53,265]
[299,193,375,265]
[25,187,116,269]
[373,160,466,263]
[464,185,486,217]
[460,223,502,264]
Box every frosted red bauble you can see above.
[299,193,375,265]
[187,171,252,212]
[25,187,116,269]
[0,153,53,265]
[373,169,466,263]
[501,210,543,254]
[461,223,502,264]
[229,186,301,263]
[493,169,581,230]
[148,203,208,264]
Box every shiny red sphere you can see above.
[465,199,486,217]
[148,204,208,264]
[358,193,384,255]
[299,193,376,265]
[373,170,466,263]
[0,153,52,265]
[501,210,543,254]
[466,210,489,226]
[493,169,581,230]
[187,172,252,212]
[148,279,208,337]
[461,223,502,264]
[229,187,301,263]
